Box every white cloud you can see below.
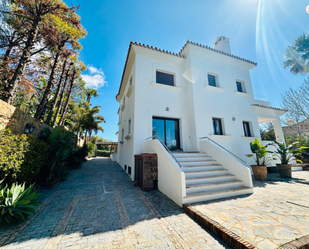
[81,65,107,89]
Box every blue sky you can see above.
[65,0,309,141]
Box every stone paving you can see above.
[0,157,229,249]
[191,171,309,249]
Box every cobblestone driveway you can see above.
[0,158,229,249]
[191,172,309,249]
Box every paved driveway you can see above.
[0,158,229,249]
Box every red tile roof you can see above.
[179,40,257,66]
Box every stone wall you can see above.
[0,99,53,139]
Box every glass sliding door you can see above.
[152,117,180,150]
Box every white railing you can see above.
[143,139,186,206]
[199,138,253,188]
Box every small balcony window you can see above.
[128,119,131,134]
[236,81,246,93]
[156,71,174,86]
[213,118,223,135]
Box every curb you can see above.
[183,204,255,249]
[280,235,309,249]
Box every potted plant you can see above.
[246,138,272,180]
[271,141,304,178]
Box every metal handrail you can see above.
[146,135,183,168]
[199,136,248,165]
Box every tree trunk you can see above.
[87,95,91,103]
[45,59,67,125]
[52,68,70,128]
[4,20,40,104]
[58,70,76,126]
[35,47,63,120]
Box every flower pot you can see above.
[276,164,292,178]
[251,165,267,180]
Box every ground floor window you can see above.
[243,121,251,137]
[212,118,223,135]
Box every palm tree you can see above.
[86,88,98,103]
[284,33,309,75]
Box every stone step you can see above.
[183,186,253,204]
[180,160,218,167]
[182,165,224,172]
[186,180,243,194]
[173,153,207,158]
[185,174,235,185]
[185,169,229,178]
[177,156,212,162]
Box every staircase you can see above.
[173,152,253,204]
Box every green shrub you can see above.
[0,182,40,224]
[0,131,49,185]
[97,150,111,157]
[86,142,95,157]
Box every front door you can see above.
[152,117,180,150]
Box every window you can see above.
[129,76,132,85]
[128,119,131,134]
[213,118,223,135]
[236,81,243,92]
[121,128,124,141]
[156,71,174,86]
[208,74,217,87]
[123,97,125,105]
[243,121,251,137]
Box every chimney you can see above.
[214,36,231,54]
[287,119,295,126]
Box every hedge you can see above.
[97,150,111,157]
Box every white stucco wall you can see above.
[117,42,286,180]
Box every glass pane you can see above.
[236,81,243,92]
[156,71,174,86]
[243,122,251,137]
[165,120,180,150]
[152,119,165,143]
[208,75,216,87]
[213,119,222,135]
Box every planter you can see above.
[276,164,292,178]
[251,165,267,180]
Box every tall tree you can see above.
[86,88,98,103]
[284,33,309,75]
[2,0,75,104]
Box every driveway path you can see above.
[0,158,229,249]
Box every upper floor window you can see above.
[129,76,133,86]
[213,118,223,135]
[156,71,174,86]
[243,121,252,137]
[236,81,245,93]
[208,74,217,87]
[121,128,124,141]
[123,97,126,105]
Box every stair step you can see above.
[187,180,243,189]
[181,161,218,167]
[185,174,235,185]
[183,187,253,204]
[186,180,244,194]
[177,157,212,162]
[173,153,207,158]
[185,169,230,178]
[183,165,224,172]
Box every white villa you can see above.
[116,36,287,206]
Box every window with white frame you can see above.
[236,80,246,93]
[156,71,174,86]
[123,97,126,105]
[207,74,218,87]
[121,128,124,141]
[128,119,131,135]
[129,76,132,86]
[243,121,252,137]
[212,118,224,135]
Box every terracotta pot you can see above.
[276,164,292,178]
[251,165,267,181]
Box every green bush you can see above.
[0,131,49,185]
[0,182,40,224]
[86,142,95,157]
[97,150,111,157]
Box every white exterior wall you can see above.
[117,43,286,180]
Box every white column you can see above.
[272,118,285,142]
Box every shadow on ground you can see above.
[0,157,230,249]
